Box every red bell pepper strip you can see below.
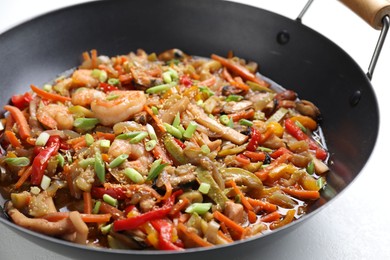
[179,74,192,87]
[11,92,33,110]
[173,138,186,149]
[99,82,119,92]
[91,187,127,200]
[243,151,266,161]
[246,127,262,151]
[151,219,184,251]
[113,190,182,232]
[31,136,60,185]
[113,206,172,232]
[270,147,292,159]
[284,118,327,160]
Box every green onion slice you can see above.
[73,118,99,131]
[103,194,118,207]
[185,202,212,214]
[94,153,106,183]
[124,168,144,184]
[130,132,148,144]
[145,140,157,151]
[116,131,144,140]
[163,123,182,139]
[92,201,101,214]
[108,154,129,168]
[4,157,30,167]
[35,132,50,146]
[183,121,198,139]
[146,82,176,94]
[85,133,94,146]
[239,119,253,127]
[146,124,157,141]
[147,159,168,181]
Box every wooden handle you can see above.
[340,0,390,29]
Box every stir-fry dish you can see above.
[0,49,329,250]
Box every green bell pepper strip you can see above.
[163,134,188,164]
[196,169,228,210]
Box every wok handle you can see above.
[340,0,390,29]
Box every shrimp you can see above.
[37,103,74,130]
[71,88,106,107]
[108,139,146,159]
[109,139,153,174]
[91,90,146,126]
[72,69,99,88]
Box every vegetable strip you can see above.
[3,105,31,139]
[30,84,71,102]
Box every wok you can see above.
[0,0,389,259]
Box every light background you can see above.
[0,1,389,259]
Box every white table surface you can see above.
[0,1,389,259]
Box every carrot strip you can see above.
[5,114,14,131]
[226,180,253,211]
[95,132,116,142]
[31,84,71,103]
[232,76,250,91]
[177,222,213,247]
[260,211,281,223]
[211,54,269,87]
[260,128,274,144]
[270,209,295,230]
[81,213,112,223]
[42,212,112,223]
[4,105,31,140]
[18,165,27,177]
[42,212,71,222]
[14,166,32,189]
[72,138,87,150]
[199,76,216,87]
[4,130,22,148]
[247,198,278,212]
[160,180,172,202]
[144,105,166,133]
[229,109,255,122]
[243,151,266,162]
[91,49,98,69]
[83,192,93,214]
[221,67,250,92]
[101,153,110,162]
[247,209,257,224]
[281,187,320,200]
[170,197,190,217]
[82,51,91,61]
[255,153,291,181]
[235,154,251,165]
[67,136,85,145]
[213,211,245,236]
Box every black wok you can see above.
[0,0,388,259]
